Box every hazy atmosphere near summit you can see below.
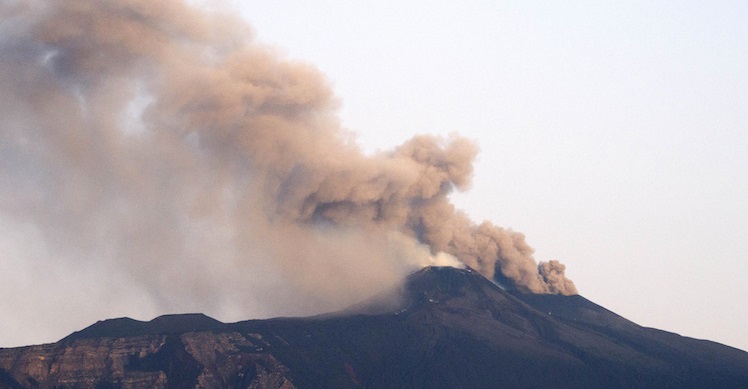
[1,0,747,353]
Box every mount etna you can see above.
[1,266,746,388]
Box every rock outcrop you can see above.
[0,332,295,388]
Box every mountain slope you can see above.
[1,266,747,388]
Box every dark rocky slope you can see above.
[1,266,747,388]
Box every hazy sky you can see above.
[1,0,746,354]
[229,0,748,351]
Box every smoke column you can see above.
[0,0,575,326]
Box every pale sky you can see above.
[1,0,746,353]
[230,0,748,351]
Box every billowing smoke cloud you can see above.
[0,0,575,337]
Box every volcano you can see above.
[1,266,747,388]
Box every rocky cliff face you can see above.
[2,267,748,389]
[1,336,166,387]
[0,331,295,388]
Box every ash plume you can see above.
[0,0,575,328]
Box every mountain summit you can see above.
[1,266,747,388]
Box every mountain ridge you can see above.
[2,266,747,388]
